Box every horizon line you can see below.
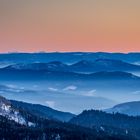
[0,51,140,54]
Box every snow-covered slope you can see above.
[0,96,75,123]
[0,96,35,126]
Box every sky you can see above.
[0,0,140,52]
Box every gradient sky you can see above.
[0,0,140,52]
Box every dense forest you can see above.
[70,110,140,139]
[0,115,137,140]
[1,96,140,139]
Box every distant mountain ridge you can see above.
[0,52,139,64]
[11,100,75,122]
[0,67,139,81]
[69,109,140,139]
[70,59,140,72]
[1,96,140,139]
[69,109,140,130]
[105,101,140,116]
[0,96,75,123]
[5,61,68,71]
[4,59,140,73]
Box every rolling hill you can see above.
[106,101,140,116]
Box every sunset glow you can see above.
[0,0,140,52]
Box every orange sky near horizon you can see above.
[0,0,140,52]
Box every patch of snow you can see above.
[9,112,26,125]
[1,104,11,112]
[126,129,128,135]
[28,122,36,127]
[55,134,61,140]
[100,126,105,131]
[0,103,26,125]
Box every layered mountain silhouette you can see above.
[0,96,75,122]
[1,59,140,80]
[4,59,140,73]
[106,101,140,116]
[70,109,140,130]
[70,59,140,72]
[1,96,140,139]
[0,52,140,139]
[0,67,139,81]
[0,52,140,64]
[69,109,140,139]
[6,61,68,71]
[11,100,75,122]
